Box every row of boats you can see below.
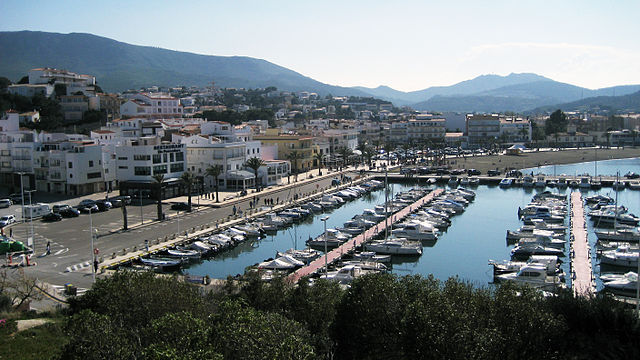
[498,175,640,190]
[255,185,477,284]
[490,192,569,291]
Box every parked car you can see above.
[95,200,112,211]
[9,193,26,204]
[78,199,97,208]
[487,169,501,176]
[42,212,63,222]
[171,202,191,211]
[77,204,99,213]
[59,208,80,218]
[467,169,481,176]
[0,199,11,208]
[0,215,16,227]
[112,195,132,205]
[331,178,341,186]
[52,204,73,213]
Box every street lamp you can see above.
[25,190,36,253]
[89,207,96,283]
[321,215,329,279]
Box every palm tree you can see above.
[180,171,195,211]
[363,145,375,168]
[152,173,165,221]
[336,146,353,171]
[383,142,394,166]
[286,150,303,182]
[205,165,223,203]
[356,142,368,167]
[245,156,266,191]
[313,151,325,176]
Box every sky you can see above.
[1,0,639,92]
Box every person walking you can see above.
[232,204,237,216]
[46,241,51,255]
[144,239,149,252]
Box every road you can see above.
[6,173,343,288]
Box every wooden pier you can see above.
[569,192,595,296]
[288,188,445,283]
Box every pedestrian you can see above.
[93,259,99,273]
[46,241,51,255]
[232,204,237,215]
[145,239,149,252]
[9,228,12,238]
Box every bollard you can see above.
[111,252,116,259]
[133,246,137,252]
[122,248,127,255]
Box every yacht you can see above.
[306,229,351,249]
[556,177,568,189]
[489,255,562,276]
[364,238,422,255]
[234,223,264,237]
[352,251,392,263]
[601,272,638,294]
[258,255,305,270]
[628,181,640,190]
[522,176,534,188]
[325,264,383,284]
[599,245,639,267]
[511,244,565,257]
[612,180,626,190]
[277,248,321,264]
[516,235,566,249]
[518,219,567,234]
[448,176,459,187]
[595,227,640,242]
[468,177,480,186]
[494,264,565,291]
[359,208,387,222]
[459,176,470,186]
[391,221,438,241]
[579,177,591,189]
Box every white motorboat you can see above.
[518,219,567,234]
[139,257,182,271]
[352,251,392,263]
[234,223,263,237]
[595,227,640,242]
[261,213,289,229]
[364,238,422,256]
[325,264,382,284]
[556,177,568,189]
[258,255,304,270]
[600,271,637,282]
[498,178,513,188]
[612,180,626,190]
[586,194,614,204]
[596,241,640,251]
[306,229,351,249]
[190,241,215,254]
[468,177,480,186]
[506,228,564,242]
[629,181,640,190]
[494,264,564,291]
[599,245,639,267]
[489,255,561,276]
[448,176,459,187]
[277,248,321,264]
[391,221,438,241]
[459,176,470,186]
[534,175,547,188]
[511,244,565,257]
[579,177,591,189]
[166,248,201,260]
[359,208,386,222]
[516,235,566,249]
[602,272,638,294]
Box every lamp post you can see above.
[139,188,143,225]
[321,215,329,279]
[89,207,96,283]
[25,190,36,253]
[177,210,181,238]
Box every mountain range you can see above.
[1,30,639,113]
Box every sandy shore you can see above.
[449,147,640,174]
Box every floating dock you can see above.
[569,191,595,296]
[288,188,444,283]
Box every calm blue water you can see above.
[186,158,640,291]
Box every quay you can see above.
[288,188,445,283]
[381,174,634,188]
[569,192,595,296]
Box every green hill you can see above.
[0,31,370,96]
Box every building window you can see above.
[118,156,128,160]
[68,161,72,168]
[134,154,151,161]
[153,154,161,164]
[163,153,167,162]
[175,152,184,161]
[170,163,184,172]
[170,153,174,162]
[87,172,101,179]
[89,160,94,167]
[134,166,151,176]
[118,166,128,169]
[153,165,167,175]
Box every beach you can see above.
[452,147,640,174]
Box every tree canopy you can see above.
[545,109,568,135]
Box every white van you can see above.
[22,203,51,219]
[0,199,11,208]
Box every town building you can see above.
[255,129,314,173]
[120,93,183,118]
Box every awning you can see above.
[224,170,255,180]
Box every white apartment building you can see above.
[407,117,446,142]
[323,129,358,152]
[389,122,408,143]
[8,84,54,98]
[28,67,96,95]
[34,140,106,195]
[499,118,532,143]
[466,114,501,147]
[0,111,19,132]
[120,93,183,118]
[0,129,38,190]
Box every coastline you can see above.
[453,147,640,174]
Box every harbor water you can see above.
[186,158,640,290]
